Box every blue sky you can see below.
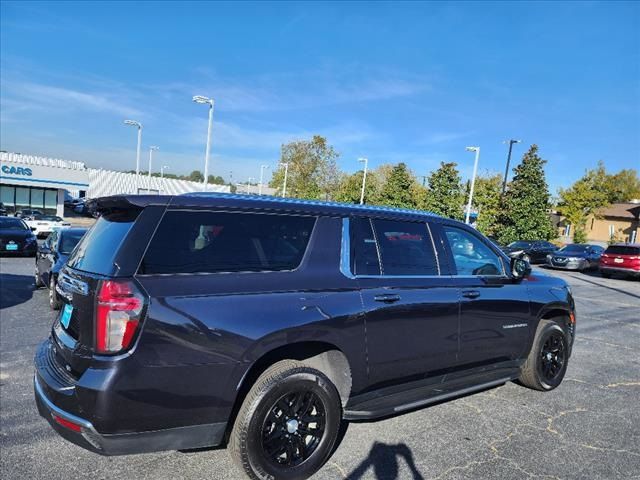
[1,1,639,194]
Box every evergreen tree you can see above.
[424,162,464,220]
[334,170,378,204]
[378,163,417,208]
[498,145,555,244]
[471,173,503,237]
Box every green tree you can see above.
[334,170,379,204]
[470,173,503,237]
[558,163,611,243]
[424,162,464,220]
[188,170,204,182]
[207,175,226,185]
[270,135,340,200]
[498,145,555,244]
[378,163,419,208]
[603,167,640,203]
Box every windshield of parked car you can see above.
[0,217,29,231]
[508,241,532,249]
[558,244,589,253]
[34,215,61,221]
[59,230,86,254]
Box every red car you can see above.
[599,243,640,279]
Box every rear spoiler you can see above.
[87,195,172,213]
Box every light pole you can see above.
[160,165,169,193]
[465,146,481,225]
[192,95,214,192]
[358,157,368,205]
[124,120,142,193]
[278,163,289,197]
[502,139,521,195]
[246,177,254,195]
[259,164,270,195]
[148,146,159,193]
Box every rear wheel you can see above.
[229,360,342,480]
[49,276,61,310]
[34,267,45,288]
[519,319,569,391]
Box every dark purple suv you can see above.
[35,193,576,480]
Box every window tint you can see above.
[444,226,504,276]
[59,230,86,254]
[605,245,640,256]
[0,217,28,230]
[372,219,439,276]
[67,210,140,274]
[350,217,381,275]
[140,211,316,274]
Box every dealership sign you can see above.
[1,165,33,176]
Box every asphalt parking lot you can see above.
[1,255,639,480]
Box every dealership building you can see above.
[0,152,229,216]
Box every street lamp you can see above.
[259,164,270,195]
[465,146,481,225]
[278,163,289,198]
[148,146,159,193]
[192,95,214,192]
[358,157,368,205]
[124,120,142,193]
[502,139,521,194]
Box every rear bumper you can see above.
[34,339,227,455]
[599,266,640,276]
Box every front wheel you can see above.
[49,276,61,310]
[229,360,342,480]
[519,319,569,391]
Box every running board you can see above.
[344,376,514,420]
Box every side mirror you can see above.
[511,256,531,280]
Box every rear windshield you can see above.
[139,210,316,274]
[605,245,640,256]
[59,230,86,254]
[0,217,28,230]
[66,210,139,274]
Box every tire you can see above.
[519,319,569,391]
[49,276,61,310]
[34,267,45,288]
[229,360,342,480]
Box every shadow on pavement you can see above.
[0,274,34,309]
[346,441,424,480]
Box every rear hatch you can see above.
[52,199,167,376]
[601,245,640,271]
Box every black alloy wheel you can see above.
[261,390,326,468]
[538,332,566,384]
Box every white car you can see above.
[26,215,71,237]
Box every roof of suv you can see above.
[93,192,444,222]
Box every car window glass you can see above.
[59,231,86,254]
[443,226,504,276]
[371,218,439,276]
[350,217,381,275]
[140,211,316,275]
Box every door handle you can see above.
[462,290,480,299]
[374,294,401,303]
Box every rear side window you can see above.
[67,210,139,274]
[605,245,640,255]
[139,211,316,274]
[350,217,382,275]
[372,218,439,276]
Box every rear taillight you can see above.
[95,280,145,354]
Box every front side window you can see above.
[140,211,316,275]
[372,218,439,276]
[443,226,504,276]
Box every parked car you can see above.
[599,243,640,279]
[14,209,43,220]
[26,214,71,238]
[34,227,88,309]
[0,216,38,256]
[34,194,576,480]
[0,202,7,216]
[501,240,557,264]
[545,244,604,271]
